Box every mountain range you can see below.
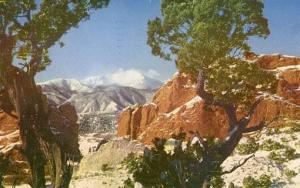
[39,74,161,115]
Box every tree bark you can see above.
[195,70,265,187]
[1,29,77,187]
[1,65,74,188]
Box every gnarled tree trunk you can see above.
[195,70,265,187]
[1,36,76,188]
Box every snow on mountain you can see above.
[38,77,157,115]
[37,70,161,133]
[40,78,91,92]
[81,69,162,90]
[39,78,92,105]
[66,85,152,114]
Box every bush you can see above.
[101,163,112,172]
[243,174,272,188]
[284,168,297,179]
[268,146,298,163]
[285,121,300,133]
[280,137,289,143]
[284,147,298,160]
[265,128,281,136]
[291,122,300,132]
[0,155,9,188]
[259,139,284,151]
[123,178,134,188]
[210,176,225,188]
[236,138,259,155]
[123,137,224,188]
[268,151,284,163]
[228,182,235,188]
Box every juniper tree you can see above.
[0,1,109,187]
[144,0,277,187]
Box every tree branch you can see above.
[221,154,254,175]
[243,122,265,133]
[196,70,238,129]
[196,70,214,104]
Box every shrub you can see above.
[290,134,297,141]
[101,163,112,172]
[280,137,289,143]
[123,137,223,188]
[0,155,9,188]
[268,151,284,163]
[123,178,134,188]
[265,128,281,136]
[284,168,297,179]
[236,138,259,155]
[284,147,298,161]
[291,123,300,132]
[210,176,225,188]
[259,139,284,151]
[228,182,235,188]
[243,174,272,188]
[286,121,300,133]
[268,146,298,163]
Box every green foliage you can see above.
[280,137,289,143]
[210,175,225,188]
[259,139,284,151]
[268,146,298,163]
[284,168,297,179]
[242,174,272,188]
[123,178,134,188]
[236,138,259,155]
[0,0,109,74]
[290,122,300,132]
[283,147,298,161]
[228,182,235,188]
[284,122,300,134]
[265,127,281,136]
[123,137,224,188]
[147,0,276,106]
[101,163,112,172]
[0,154,9,188]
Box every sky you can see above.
[36,0,300,82]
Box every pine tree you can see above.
[0,1,109,187]
[141,0,278,187]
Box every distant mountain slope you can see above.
[66,86,154,114]
[39,78,158,115]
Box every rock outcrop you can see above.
[0,97,80,184]
[117,54,300,145]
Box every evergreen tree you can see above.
[0,1,109,187]
[133,0,279,187]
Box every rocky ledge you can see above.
[117,54,300,145]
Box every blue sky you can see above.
[36,0,300,82]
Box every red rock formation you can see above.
[0,98,80,184]
[152,74,197,114]
[117,54,300,145]
[255,54,300,69]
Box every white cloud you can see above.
[145,69,160,79]
[109,69,146,88]
[82,68,162,89]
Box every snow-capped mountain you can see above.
[81,69,162,90]
[39,77,159,115]
[66,85,153,114]
[39,79,93,105]
[40,78,91,92]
